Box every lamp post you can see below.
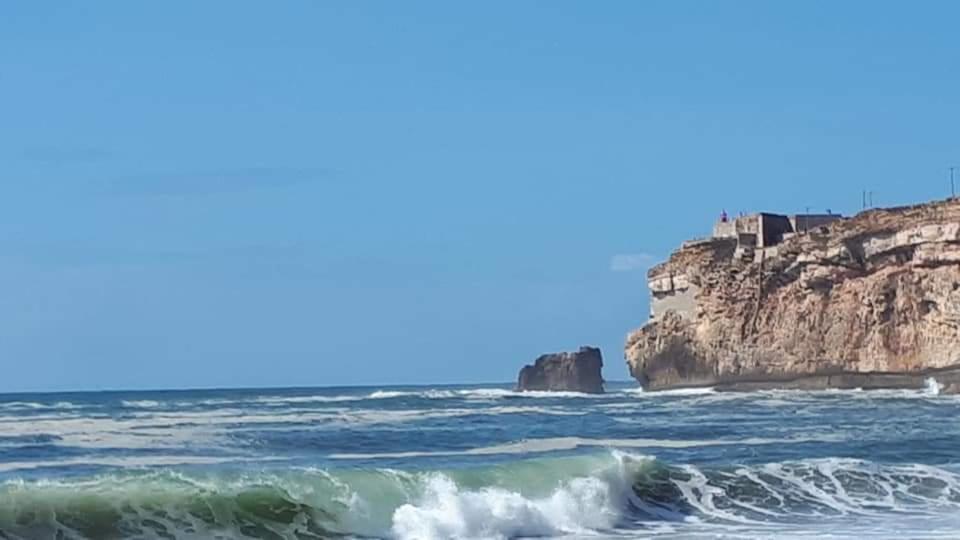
[951,167,957,199]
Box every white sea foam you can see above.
[0,414,223,450]
[253,394,368,404]
[456,388,515,399]
[369,390,456,399]
[120,400,162,408]
[367,390,413,399]
[329,435,837,460]
[139,386,661,407]
[510,390,608,398]
[260,387,635,403]
[0,401,83,411]
[925,377,943,396]
[391,451,641,540]
[257,388,492,402]
[369,388,600,400]
[392,474,614,539]
[0,454,281,473]
[0,405,586,453]
[643,387,716,396]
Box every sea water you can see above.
[0,381,958,539]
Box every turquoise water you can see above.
[1,381,959,539]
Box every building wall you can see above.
[712,220,737,238]
[757,213,794,247]
[737,233,758,247]
[713,215,760,239]
[717,214,844,244]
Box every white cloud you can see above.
[609,253,658,272]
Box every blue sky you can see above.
[2,1,960,392]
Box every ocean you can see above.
[0,380,958,539]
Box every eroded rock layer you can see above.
[626,199,960,392]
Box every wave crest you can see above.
[392,450,644,539]
[2,453,960,539]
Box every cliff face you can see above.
[626,199,960,392]
[517,347,604,393]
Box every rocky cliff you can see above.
[517,346,604,393]
[626,198,960,392]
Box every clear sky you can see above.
[2,1,960,392]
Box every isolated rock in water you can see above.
[626,199,960,393]
[517,346,604,393]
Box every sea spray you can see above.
[391,473,617,539]
[391,450,646,540]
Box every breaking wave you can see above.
[96,388,632,411]
[0,401,84,411]
[2,451,959,539]
[363,388,619,401]
[5,385,953,416]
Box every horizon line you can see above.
[0,379,641,397]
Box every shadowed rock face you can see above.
[517,347,604,393]
[627,198,960,393]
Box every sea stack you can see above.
[626,199,960,393]
[517,346,604,393]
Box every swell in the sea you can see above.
[2,451,959,539]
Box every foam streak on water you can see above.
[0,382,958,539]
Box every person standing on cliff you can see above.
[720,209,728,223]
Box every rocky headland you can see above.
[625,198,960,393]
[517,346,605,393]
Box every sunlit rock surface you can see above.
[627,199,960,392]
